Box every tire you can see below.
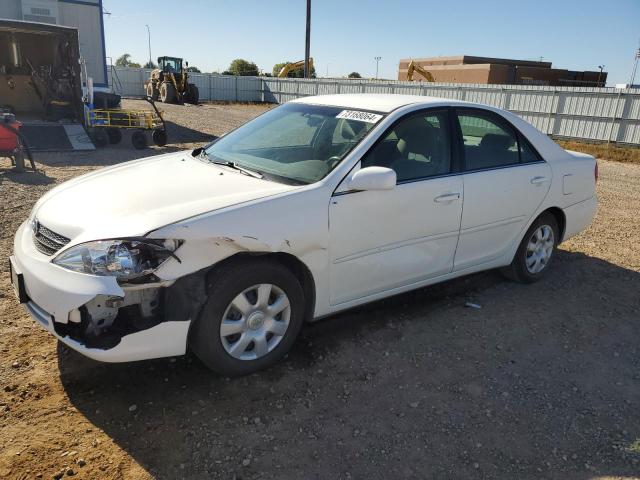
[131,130,148,149]
[90,128,108,148]
[501,212,559,283]
[106,128,122,144]
[189,258,306,376]
[152,129,167,146]
[146,82,159,101]
[159,82,176,103]
[186,84,199,104]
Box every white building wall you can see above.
[0,0,21,19]
[57,0,106,85]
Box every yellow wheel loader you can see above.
[145,56,199,104]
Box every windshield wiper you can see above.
[198,150,263,179]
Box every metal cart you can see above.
[84,97,168,150]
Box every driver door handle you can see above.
[434,193,461,203]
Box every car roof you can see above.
[291,93,449,113]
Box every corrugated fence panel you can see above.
[517,112,553,135]
[211,76,238,101]
[363,83,396,94]
[625,96,640,120]
[555,116,617,141]
[188,73,211,101]
[619,121,640,143]
[508,91,555,114]
[107,67,640,145]
[559,93,622,118]
[237,77,262,102]
[463,89,507,107]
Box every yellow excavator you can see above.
[406,60,435,82]
[278,58,314,78]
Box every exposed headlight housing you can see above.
[52,238,182,282]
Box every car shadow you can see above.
[59,250,640,479]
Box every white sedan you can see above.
[10,94,597,376]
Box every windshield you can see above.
[204,103,382,184]
[161,58,181,72]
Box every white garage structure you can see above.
[0,0,107,86]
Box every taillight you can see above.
[594,161,599,183]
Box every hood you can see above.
[33,151,298,243]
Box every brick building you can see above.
[398,55,606,87]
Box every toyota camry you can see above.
[10,94,597,376]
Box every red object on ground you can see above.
[0,118,21,151]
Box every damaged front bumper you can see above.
[11,221,192,362]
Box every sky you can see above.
[103,0,640,85]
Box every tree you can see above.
[115,53,134,67]
[348,72,362,79]
[227,59,259,76]
[114,54,141,68]
[272,61,316,78]
[186,66,201,73]
[143,61,157,69]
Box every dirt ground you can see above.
[1,100,639,480]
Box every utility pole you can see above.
[304,0,311,78]
[145,25,152,67]
[630,45,640,87]
[374,56,381,79]
[597,65,604,87]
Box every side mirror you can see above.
[348,167,396,191]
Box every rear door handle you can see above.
[530,176,548,185]
[434,193,461,203]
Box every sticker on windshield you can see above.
[336,110,383,123]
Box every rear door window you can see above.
[457,111,519,170]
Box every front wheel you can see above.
[502,212,559,283]
[159,82,176,103]
[189,259,305,376]
[146,82,159,101]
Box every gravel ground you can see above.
[1,100,639,480]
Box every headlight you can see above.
[53,238,182,281]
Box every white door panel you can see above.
[454,163,551,269]
[329,176,463,305]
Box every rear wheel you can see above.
[502,212,559,283]
[159,82,176,103]
[189,259,306,376]
[106,128,122,144]
[131,130,148,149]
[185,84,199,104]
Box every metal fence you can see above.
[108,66,640,145]
[108,66,262,102]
